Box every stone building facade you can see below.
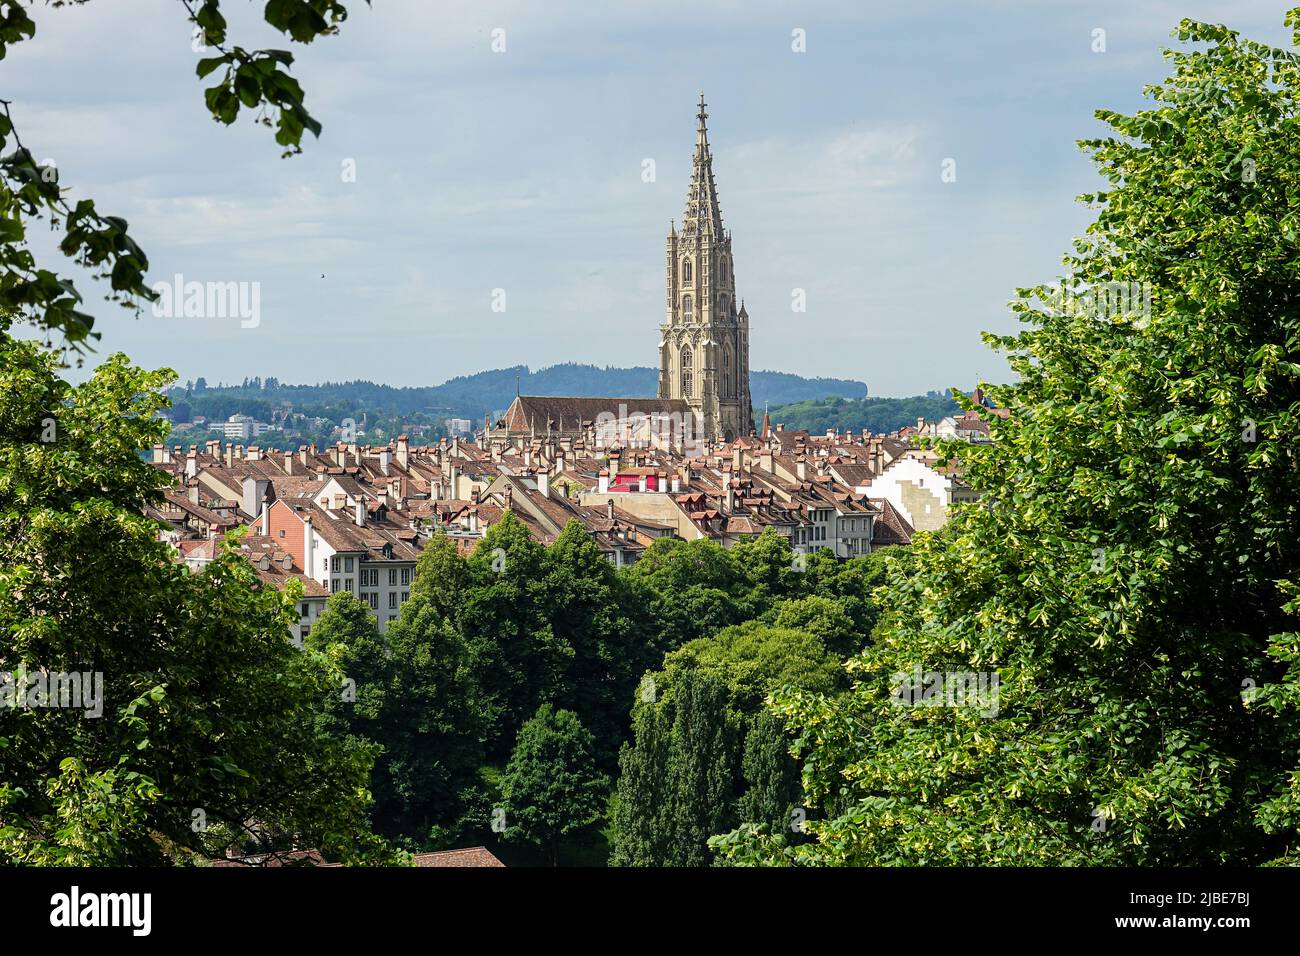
[657,94,754,443]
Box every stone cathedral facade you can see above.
[495,95,754,450]
[657,94,754,442]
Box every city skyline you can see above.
[7,0,1293,394]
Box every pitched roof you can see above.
[500,395,691,433]
[411,847,505,868]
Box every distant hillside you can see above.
[166,363,868,423]
[764,393,961,435]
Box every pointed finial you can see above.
[697,91,708,129]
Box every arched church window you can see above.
[682,260,692,285]
[723,347,733,397]
[681,346,694,398]
[719,295,729,317]
[719,258,728,281]
[682,295,693,321]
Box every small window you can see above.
[344,579,354,593]
[389,568,397,586]
[344,557,354,573]
[330,578,339,592]
[682,295,693,322]
[401,591,409,604]
[682,260,692,285]
[389,592,397,609]
[331,557,340,573]
[401,567,412,586]
[300,602,308,616]
[278,529,285,538]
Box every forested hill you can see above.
[762,392,961,435]
[168,363,869,421]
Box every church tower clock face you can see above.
[657,94,754,443]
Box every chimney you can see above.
[284,451,294,475]
[607,498,614,521]
[185,450,197,480]
[732,445,746,473]
[776,423,784,433]
[347,442,359,463]
[760,444,773,474]
[224,444,234,469]
[152,443,165,464]
[187,478,199,504]
[725,480,735,512]
[396,434,409,469]
[378,450,390,476]
[538,470,549,497]
[796,456,808,481]
[638,474,648,493]
[917,417,925,433]
[671,474,681,493]
[598,469,610,494]
[353,500,366,528]
[555,452,565,473]
[503,486,513,511]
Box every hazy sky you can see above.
[7,1,1295,395]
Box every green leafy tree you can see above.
[462,512,571,754]
[738,711,803,839]
[543,520,653,767]
[0,325,386,865]
[612,623,842,866]
[501,705,608,866]
[716,11,1300,867]
[0,1,357,352]
[624,536,755,651]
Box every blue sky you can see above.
[7,0,1296,395]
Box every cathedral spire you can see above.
[684,92,723,237]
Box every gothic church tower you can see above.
[658,94,754,442]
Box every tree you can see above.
[716,11,1300,867]
[624,536,755,652]
[0,324,387,865]
[611,623,842,866]
[542,520,652,767]
[500,705,608,866]
[461,512,571,755]
[0,1,354,352]
[612,669,737,867]
[322,558,485,848]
